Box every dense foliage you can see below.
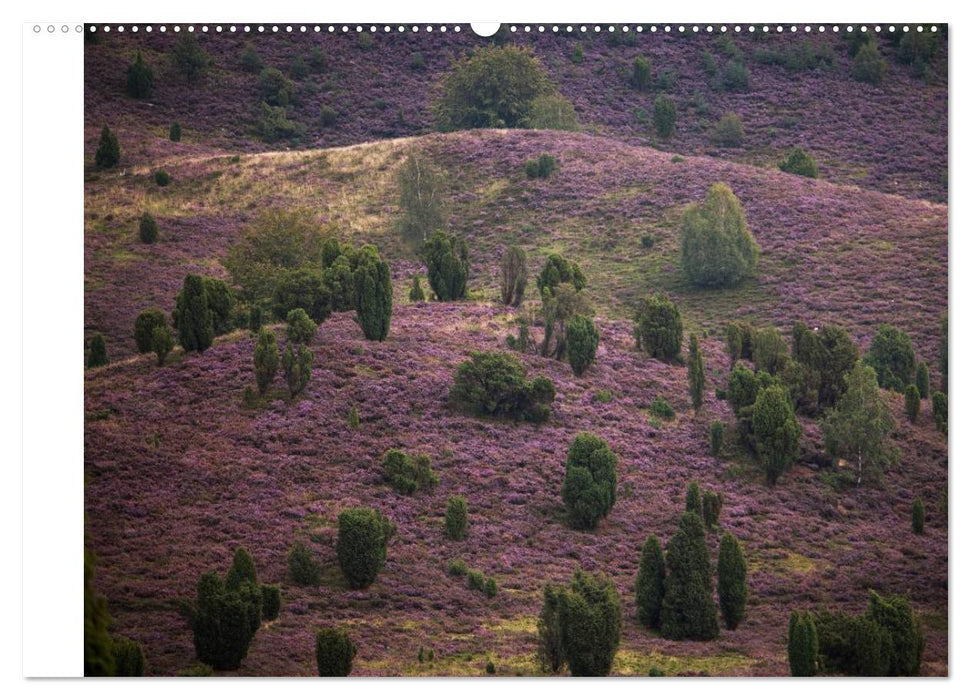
[660,512,719,640]
[680,182,759,288]
[561,433,618,530]
[315,628,356,676]
[752,385,801,485]
[632,293,682,361]
[566,314,599,377]
[337,507,394,589]
[635,535,665,628]
[450,351,555,423]
[865,324,916,392]
[717,533,747,630]
[500,245,528,306]
[423,231,470,301]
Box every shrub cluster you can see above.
[779,148,819,178]
[712,112,745,146]
[315,628,356,676]
[450,351,555,423]
[381,449,439,495]
[633,293,682,361]
[282,343,313,397]
[337,507,394,589]
[525,153,557,179]
[865,324,916,392]
[444,496,468,540]
[561,433,618,530]
[660,512,719,640]
[752,384,801,486]
[134,308,168,353]
[288,541,322,586]
[423,231,470,301]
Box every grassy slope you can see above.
[84,129,947,676]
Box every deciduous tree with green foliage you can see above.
[680,182,759,288]
[822,362,898,485]
[395,153,446,248]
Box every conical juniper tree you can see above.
[635,535,665,628]
[353,245,393,341]
[554,570,622,677]
[787,611,818,677]
[423,231,470,301]
[752,384,801,486]
[660,512,719,640]
[174,274,214,353]
[716,533,747,630]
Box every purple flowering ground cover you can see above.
[84,28,947,676]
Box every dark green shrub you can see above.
[423,231,470,301]
[653,95,676,139]
[125,51,154,98]
[753,385,801,485]
[727,362,759,415]
[566,314,599,377]
[865,324,916,392]
[282,343,313,397]
[152,325,174,367]
[153,170,171,186]
[381,449,438,494]
[239,43,262,73]
[450,351,555,423]
[561,433,618,530]
[725,321,756,362]
[681,182,759,288]
[315,628,356,676]
[84,551,114,676]
[260,584,281,621]
[702,490,722,530]
[448,559,468,576]
[287,541,322,586]
[289,54,309,80]
[712,112,745,147]
[395,153,446,249]
[87,333,109,368]
[721,60,750,91]
[347,405,360,429]
[570,43,584,64]
[660,512,719,640]
[169,122,182,142]
[851,41,887,84]
[285,308,317,344]
[253,329,279,395]
[226,547,258,591]
[688,333,705,410]
[717,533,747,630]
[904,384,921,422]
[753,327,789,375]
[710,421,725,457]
[915,362,930,399]
[640,233,655,248]
[537,584,564,673]
[484,577,498,598]
[685,481,701,515]
[408,275,425,302]
[467,569,486,592]
[171,34,209,84]
[272,269,331,323]
[633,293,682,361]
[95,125,120,169]
[409,51,426,69]
[553,570,622,676]
[319,105,338,127]
[791,322,859,410]
[308,46,329,73]
[540,286,592,362]
[258,67,294,107]
[192,572,259,670]
[816,610,890,676]
[932,392,947,433]
[354,245,393,341]
[256,103,307,142]
[632,55,652,91]
[537,254,586,295]
[111,636,146,676]
[444,495,468,540]
[134,308,167,353]
[788,611,818,676]
[195,277,234,337]
[337,507,393,589]
[435,45,553,130]
[635,535,665,628]
[912,497,925,535]
[649,396,675,420]
[866,591,924,675]
[500,246,528,306]
[779,148,818,178]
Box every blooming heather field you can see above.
[84,28,947,676]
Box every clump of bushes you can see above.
[865,324,916,392]
[538,570,622,676]
[467,568,498,598]
[153,169,172,186]
[779,148,818,178]
[253,329,280,395]
[169,122,182,142]
[649,396,675,420]
[932,391,947,433]
[525,153,557,179]
[423,231,470,301]
[171,34,210,84]
[336,507,394,589]
[450,351,555,423]
[288,541,322,586]
[526,94,580,131]
[725,321,756,362]
[721,60,750,91]
[632,55,653,91]
[633,293,682,361]
[444,496,468,540]
[285,308,317,344]
[256,103,307,142]
[239,43,262,73]
[381,449,438,494]
[448,559,468,576]
[561,433,618,530]
[315,628,356,676]
[680,182,759,288]
[87,334,109,368]
[712,112,745,147]
[281,343,313,398]
[851,41,888,85]
[258,67,295,107]
[319,105,338,127]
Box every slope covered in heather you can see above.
[84,26,947,200]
